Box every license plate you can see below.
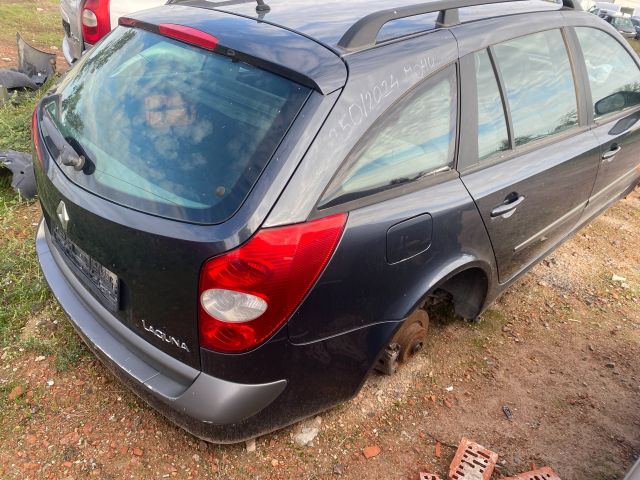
[52,225,120,311]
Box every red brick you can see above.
[448,437,498,480]
[499,466,561,480]
[363,445,381,459]
[420,473,441,480]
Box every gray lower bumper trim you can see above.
[36,219,286,425]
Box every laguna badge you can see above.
[142,320,190,352]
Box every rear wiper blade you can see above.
[41,107,86,171]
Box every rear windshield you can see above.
[44,27,310,224]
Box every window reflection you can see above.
[326,66,456,204]
[576,27,640,118]
[474,49,509,160]
[493,30,578,147]
[46,27,309,224]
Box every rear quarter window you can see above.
[320,65,457,207]
[45,27,310,224]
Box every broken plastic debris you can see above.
[502,405,514,421]
[0,150,36,199]
[0,33,56,93]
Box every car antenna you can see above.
[256,0,270,12]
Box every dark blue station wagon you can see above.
[33,0,640,442]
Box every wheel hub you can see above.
[375,309,429,374]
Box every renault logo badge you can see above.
[56,201,69,231]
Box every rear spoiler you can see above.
[118,6,347,94]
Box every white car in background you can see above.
[588,1,622,16]
[60,0,166,64]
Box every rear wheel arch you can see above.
[432,266,490,320]
[405,261,493,322]
[373,261,493,375]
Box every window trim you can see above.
[457,53,478,171]
[570,25,640,127]
[564,26,594,127]
[315,63,459,213]
[457,48,512,171]
[487,45,515,151]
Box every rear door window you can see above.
[321,65,457,206]
[492,29,579,147]
[44,27,310,224]
[575,27,640,118]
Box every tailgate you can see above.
[36,165,220,368]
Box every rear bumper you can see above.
[36,218,286,442]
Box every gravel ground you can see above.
[0,189,638,480]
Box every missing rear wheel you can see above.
[375,309,429,375]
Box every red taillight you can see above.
[118,19,219,51]
[198,214,347,353]
[158,24,218,50]
[82,0,111,44]
[31,107,42,166]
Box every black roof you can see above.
[170,0,566,52]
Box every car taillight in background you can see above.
[199,214,347,353]
[82,0,111,45]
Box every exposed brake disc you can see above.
[375,309,429,375]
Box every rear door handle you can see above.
[491,194,525,218]
[602,145,622,161]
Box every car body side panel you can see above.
[580,118,640,221]
[453,14,607,284]
[287,175,496,344]
[573,26,640,217]
[264,29,458,227]
[461,132,601,282]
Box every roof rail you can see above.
[337,0,580,50]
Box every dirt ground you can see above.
[0,188,638,480]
